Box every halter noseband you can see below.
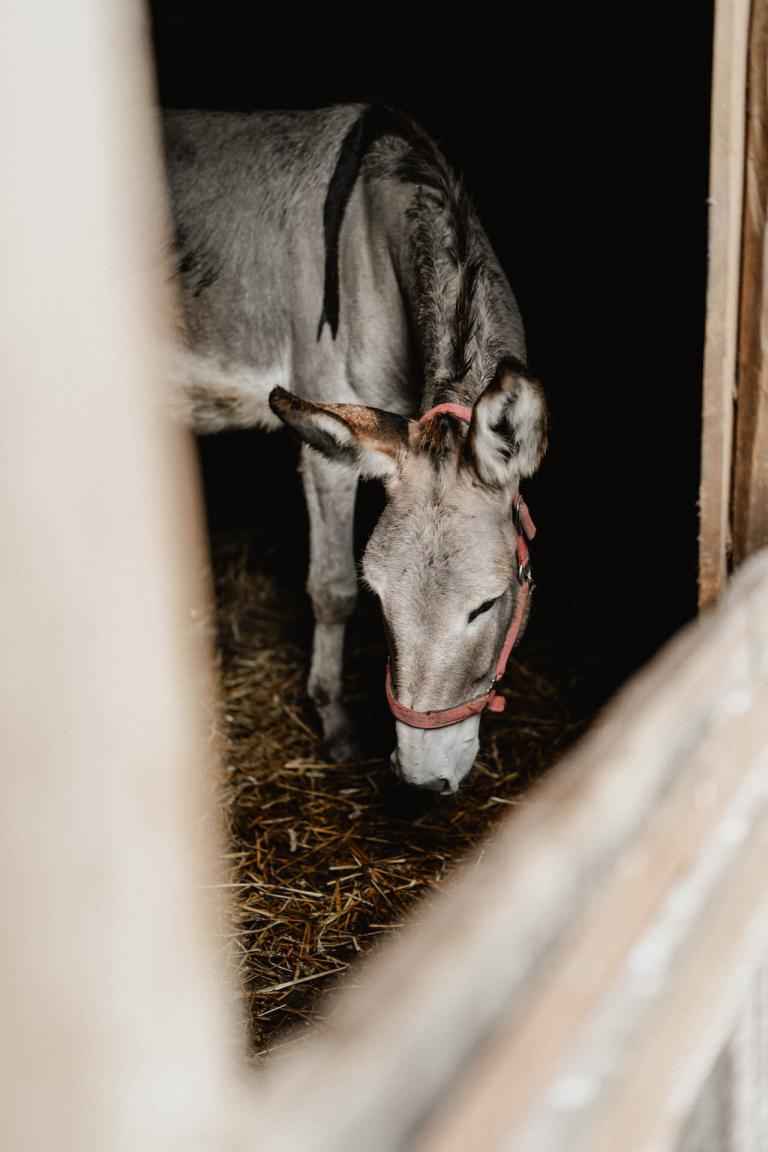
[384,402,536,731]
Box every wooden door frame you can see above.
[700,0,768,608]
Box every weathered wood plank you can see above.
[0,4,237,1150]
[257,550,768,1152]
[412,690,768,1152]
[590,786,768,1151]
[699,0,751,608]
[733,0,768,566]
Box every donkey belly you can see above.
[169,342,289,434]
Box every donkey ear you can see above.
[466,362,548,487]
[268,387,410,479]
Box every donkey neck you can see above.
[395,182,528,418]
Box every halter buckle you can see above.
[513,492,536,541]
[519,558,534,587]
[513,493,525,534]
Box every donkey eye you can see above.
[468,596,499,623]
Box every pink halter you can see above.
[384,402,536,730]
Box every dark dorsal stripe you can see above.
[317,105,417,341]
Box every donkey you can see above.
[163,104,547,794]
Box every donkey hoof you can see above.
[321,728,363,764]
[313,699,362,763]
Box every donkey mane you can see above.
[393,130,482,398]
[318,104,502,406]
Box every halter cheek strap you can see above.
[384,402,537,731]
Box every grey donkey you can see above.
[164,104,548,794]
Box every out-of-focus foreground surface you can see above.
[0,4,235,1150]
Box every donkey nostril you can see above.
[418,775,451,794]
[391,760,455,794]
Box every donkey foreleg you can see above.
[300,447,360,762]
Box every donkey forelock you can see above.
[414,411,466,464]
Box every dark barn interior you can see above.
[149,1,714,1054]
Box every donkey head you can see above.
[269,363,547,793]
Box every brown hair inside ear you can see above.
[269,388,411,476]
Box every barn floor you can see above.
[203,428,659,1059]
